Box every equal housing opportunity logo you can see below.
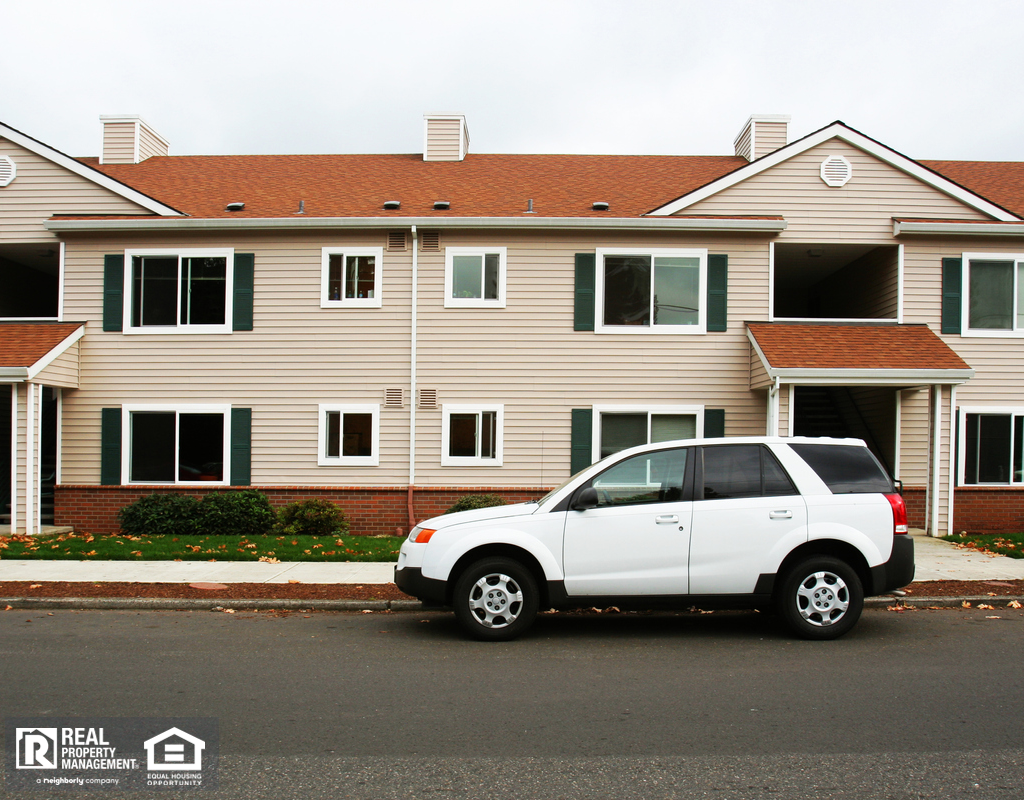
[5,718,218,791]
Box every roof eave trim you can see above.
[0,368,30,381]
[762,367,974,386]
[648,122,1018,222]
[45,216,789,233]
[894,220,1024,237]
[26,325,85,381]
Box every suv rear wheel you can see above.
[777,556,864,640]
[453,557,539,641]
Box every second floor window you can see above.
[128,250,232,331]
[444,247,507,308]
[966,255,1024,334]
[596,248,706,333]
[321,247,384,308]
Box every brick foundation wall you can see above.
[902,486,927,529]
[55,485,553,536]
[952,487,1024,534]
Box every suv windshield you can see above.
[789,443,894,494]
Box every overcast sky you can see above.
[5,0,1022,162]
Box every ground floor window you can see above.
[124,405,230,484]
[592,405,702,461]
[442,404,503,466]
[959,407,1024,485]
[318,404,379,466]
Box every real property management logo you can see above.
[6,718,218,792]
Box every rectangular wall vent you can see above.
[418,388,438,409]
[387,230,407,251]
[419,230,441,252]
[384,388,405,408]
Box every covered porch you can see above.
[748,322,974,537]
[1,322,83,534]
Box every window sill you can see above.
[320,300,383,309]
[317,457,380,467]
[123,325,233,335]
[441,457,504,467]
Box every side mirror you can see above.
[573,486,599,511]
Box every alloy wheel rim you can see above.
[796,570,849,627]
[468,573,523,628]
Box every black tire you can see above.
[453,557,539,641]
[776,556,864,640]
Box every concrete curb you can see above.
[2,596,1021,612]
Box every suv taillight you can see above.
[885,493,909,535]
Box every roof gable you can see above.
[0,120,183,217]
[648,122,1019,222]
[0,322,83,380]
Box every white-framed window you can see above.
[444,247,507,308]
[320,247,384,308]
[318,404,380,466]
[124,248,234,333]
[442,404,504,466]
[596,248,707,334]
[122,404,231,485]
[958,406,1024,485]
[592,405,703,462]
[962,253,1024,337]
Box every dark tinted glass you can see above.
[591,447,687,507]
[763,447,798,495]
[702,445,762,499]
[790,443,893,494]
[130,412,175,482]
[603,256,651,326]
[178,413,223,481]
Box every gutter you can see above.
[408,225,418,532]
[46,216,788,234]
[894,220,1024,237]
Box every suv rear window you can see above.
[789,443,894,494]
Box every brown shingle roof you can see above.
[78,153,747,219]
[0,323,83,369]
[747,322,971,371]
[922,160,1024,218]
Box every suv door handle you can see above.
[655,515,679,524]
[769,510,793,519]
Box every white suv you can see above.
[395,437,914,641]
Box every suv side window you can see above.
[590,447,689,507]
[789,443,893,494]
[700,444,798,500]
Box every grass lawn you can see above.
[943,532,1024,559]
[0,531,404,562]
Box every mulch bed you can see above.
[0,579,1022,601]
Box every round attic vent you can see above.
[820,155,852,187]
[0,155,16,187]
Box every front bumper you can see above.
[394,566,447,606]
[869,535,915,595]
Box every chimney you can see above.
[100,115,169,164]
[423,114,469,162]
[733,114,790,162]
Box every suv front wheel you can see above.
[777,556,864,640]
[453,557,540,641]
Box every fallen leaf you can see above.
[288,579,302,584]
[961,601,972,609]
[978,604,995,610]
[223,609,235,614]
[361,610,374,614]
[1008,600,1022,609]
[3,605,12,611]
[985,615,1002,619]
[29,584,41,589]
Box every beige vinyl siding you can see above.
[60,231,414,486]
[778,386,791,437]
[413,230,771,486]
[101,122,137,164]
[897,387,930,487]
[0,139,150,244]
[734,125,753,161]
[754,122,788,159]
[425,119,463,161]
[749,345,770,389]
[59,229,777,488]
[684,139,990,241]
[137,126,168,162]
[32,341,80,389]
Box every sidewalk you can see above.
[1,530,1023,585]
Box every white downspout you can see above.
[947,385,957,536]
[767,377,780,436]
[930,385,942,537]
[9,384,17,532]
[407,225,418,531]
[26,382,35,535]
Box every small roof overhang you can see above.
[0,322,84,386]
[893,218,1024,237]
[747,322,974,388]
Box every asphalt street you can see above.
[1,607,1022,799]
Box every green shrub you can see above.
[198,490,275,536]
[117,493,201,537]
[275,498,349,537]
[445,494,507,515]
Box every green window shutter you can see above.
[941,257,963,334]
[103,255,124,332]
[100,408,122,485]
[233,253,255,331]
[230,408,252,485]
[703,409,725,438]
[570,408,594,474]
[707,254,728,332]
[574,253,596,331]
